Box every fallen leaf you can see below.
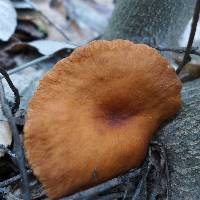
[63,0,114,44]
[32,0,71,41]
[29,39,76,55]
[64,0,114,33]
[12,0,34,10]
[6,39,76,56]
[17,10,47,38]
[0,51,16,70]
[0,0,17,41]
[15,19,47,41]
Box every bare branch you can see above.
[176,0,200,74]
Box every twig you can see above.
[156,46,200,56]
[0,170,32,188]
[61,177,121,200]
[176,0,200,74]
[7,55,52,76]
[62,164,146,200]
[24,0,71,41]
[0,67,20,113]
[6,47,75,76]
[0,80,30,200]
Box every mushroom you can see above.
[24,40,182,199]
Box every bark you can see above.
[103,0,200,199]
[155,79,200,199]
[104,0,195,46]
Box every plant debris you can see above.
[0,0,17,41]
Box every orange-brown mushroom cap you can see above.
[24,40,182,199]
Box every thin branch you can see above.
[62,163,146,200]
[0,80,30,200]
[176,0,200,74]
[7,55,52,76]
[0,170,32,188]
[7,48,75,76]
[0,67,20,113]
[156,46,200,56]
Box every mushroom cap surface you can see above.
[24,40,182,199]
